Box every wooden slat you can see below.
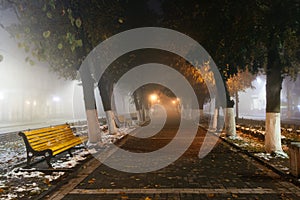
[27,129,73,144]
[24,124,69,135]
[21,124,86,152]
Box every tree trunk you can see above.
[141,89,150,121]
[224,107,236,137]
[212,108,218,131]
[235,91,239,120]
[133,90,144,123]
[199,109,204,121]
[286,82,292,119]
[224,83,236,137]
[265,61,283,153]
[85,109,101,144]
[105,110,118,134]
[79,67,101,144]
[98,76,117,134]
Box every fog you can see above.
[222,75,300,120]
[1,9,299,128]
[0,25,107,127]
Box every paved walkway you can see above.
[47,117,300,200]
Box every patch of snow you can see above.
[280,167,289,171]
[44,172,65,182]
[254,153,272,161]
[228,135,243,140]
[0,193,18,200]
[273,150,289,159]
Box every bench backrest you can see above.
[19,124,75,151]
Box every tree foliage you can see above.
[227,68,255,97]
[2,0,124,79]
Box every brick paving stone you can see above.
[46,118,300,200]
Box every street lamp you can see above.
[150,94,158,102]
[52,96,60,102]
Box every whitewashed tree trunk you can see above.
[136,110,141,122]
[265,112,282,153]
[113,112,123,128]
[79,66,101,145]
[212,108,218,131]
[105,110,117,134]
[144,109,150,121]
[199,109,204,121]
[224,107,236,137]
[138,109,144,122]
[86,109,101,144]
[191,109,199,122]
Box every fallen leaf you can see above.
[88,178,96,184]
[44,178,50,185]
[207,193,215,198]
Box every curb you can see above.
[219,133,300,187]
[199,125,300,187]
[37,125,142,200]
[34,154,94,200]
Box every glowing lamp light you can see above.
[172,100,176,104]
[25,100,30,105]
[52,96,60,102]
[150,94,158,102]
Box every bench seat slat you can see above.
[31,136,85,151]
[32,136,86,152]
[28,132,77,148]
[19,124,88,168]
[51,138,86,155]
[24,128,71,138]
[23,125,69,135]
[27,130,75,144]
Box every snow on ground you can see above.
[0,137,27,174]
[223,123,296,177]
[0,124,135,200]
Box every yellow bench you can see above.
[19,124,87,168]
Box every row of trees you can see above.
[162,0,299,154]
[0,0,299,154]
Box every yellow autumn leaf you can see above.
[75,18,82,28]
[57,43,63,49]
[88,178,96,184]
[43,30,51,38]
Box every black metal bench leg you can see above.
[46,157,52,168]
[68,149,73,157]
[27,155,33,167]
[45,151,53,168]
